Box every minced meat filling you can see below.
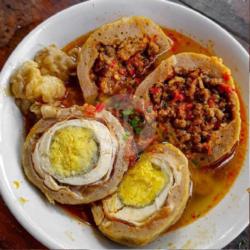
[149,67,235,157]
[91,35,160,96]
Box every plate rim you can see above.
[0,0,249,249]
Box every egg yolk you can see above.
[118,156,167,208]
[49,126,98,177]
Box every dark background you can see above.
[0,0,249,249]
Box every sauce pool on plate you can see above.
[23,27,248,231]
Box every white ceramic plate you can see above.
[0,0,249,249]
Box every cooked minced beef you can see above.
[90,35,160,96]
[149,67,235,157]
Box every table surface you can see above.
[0,0,249,249]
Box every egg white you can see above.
[103,154,178,226]
[32,119,117,186]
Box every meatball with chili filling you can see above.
[77,16,172,103]
[135,53,241,167]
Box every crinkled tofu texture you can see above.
[30,103,60,119]
[39,75,66,103]
[35,44,76,81]
[11,61,41,100]
[11,60,66,104]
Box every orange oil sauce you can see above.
[40,28,247,230]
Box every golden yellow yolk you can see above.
[49,126,98,177]
[118,156,167,208]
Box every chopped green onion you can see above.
[134,127,142,134]
[123,131,130,141]
[129,117,140,128]
[162,101,168,108]
[122,108,134,116]
[147,106,153,113]
[191,159,200,168]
